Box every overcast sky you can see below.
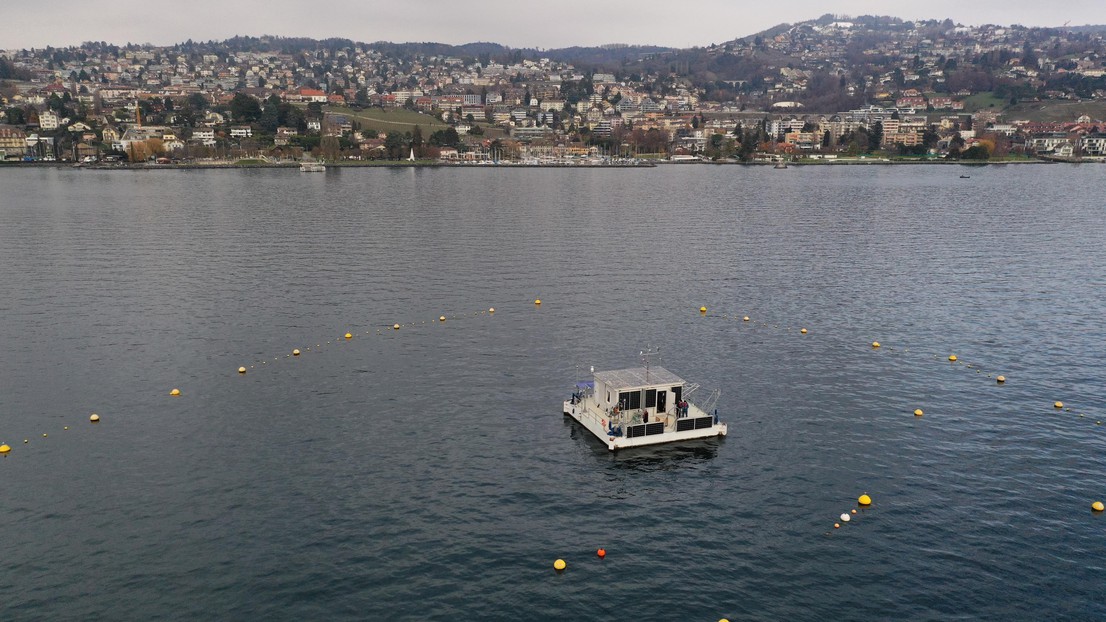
[7,1,1106,51]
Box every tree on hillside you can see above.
[319,135,341,160]
[960,144,990,160]
[259,103,280,133]
[230,93,261,123]
[47,93,66,113]
[0,57,31,80]
[285,105,307,133]
[187,92,208,111]
[429,127,460,148]
[5,107,26,125]
[383,131,406,159]
[868,121,884,152]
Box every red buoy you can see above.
[597,548,606,559]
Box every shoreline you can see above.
[0,157,1069,171]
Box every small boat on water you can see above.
[300,162,326,172]
[960,174,970,178]
[564,364,725,451]
[774,160,788,169]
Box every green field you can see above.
[1003,99,1106,123]
[953,92,1106,123]
[960,92,1009,113]
[322,106,453,134]
[323,105,506,138]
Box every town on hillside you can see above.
[3,16,1106,165]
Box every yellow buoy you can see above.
[439,316,446,322]
[489,307,495,313]
[534,299,541,305]
[170,388,181,396]
[345,333,352,339]
[948,354,957,362]
[393,323,401,330]
[293,349,301,356]
[700,306,707,313]
[553,559,566,571]
[996,375,1005,384]
[0,444,10,454]
[914,409,924,417]
[1093,501,1105,512]
[1054,401,1064,409]
[872,341,880,348]
[743,316,750,322]
[64,426,69,431]
[90,414,100,422]
[858,494,872,506]
[23,439,28,443]
[43,433,47,437]
[238,366,247,374]
[800,328,807,334]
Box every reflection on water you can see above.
[606,441,721,469]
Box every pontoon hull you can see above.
[563,400,727,451]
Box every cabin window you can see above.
[673,386,682,403]
[607,391,610,404]
[618,391,641,410]
[645,389,657,408]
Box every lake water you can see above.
[1,163,1105,620]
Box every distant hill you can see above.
[535,45,675,68]
[188,36,674,72]
[1063,25,1106,34]
[368,41,674,70]
[110,20,1106,115]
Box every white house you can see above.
[39,110,60,130]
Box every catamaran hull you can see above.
[563,400,727,451]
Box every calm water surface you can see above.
[1,164,1105,620]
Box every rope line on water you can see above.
[0,303,508,459]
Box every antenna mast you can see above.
[640,347,660,382]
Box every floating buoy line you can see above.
[4,298,1104,618]
[238,306,500,372]
[0,303,507,460]
[698,307,1103,432]
[3,301,1101,549]
[695,305,1104,530]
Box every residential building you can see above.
[39,110,60,130]
[0,125,28,158]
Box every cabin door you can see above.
[656,390,667,413]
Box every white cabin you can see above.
[563,366,725,451]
